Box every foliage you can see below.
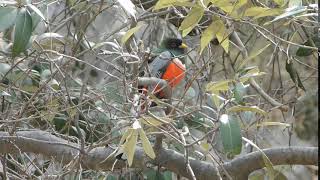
[0,0,317,179]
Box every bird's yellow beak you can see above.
[179,43,188,49]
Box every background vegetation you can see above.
[0,0,318,179]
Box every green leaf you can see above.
[233,82,246,104]
[27,4,46,21]
[219,114,242,158]
[210,0,232,8]
[227,105,267,116]
[139,128,156,159]
[179,6,204,31]
[211,90,222,108]
[140,115,171,126]
[285,60,305,91]
[121,24,142,45]
[12,8,33,57]
[244,7,282,19]
[123,128,138,166]
[21,77,39,93]
[288,0,302,8]
[102,82,124,103]
[213,18,229,52]
[145,169,166,180]
[200,22,216,54]
[270,6,307,23]
[40,69,51,80]
[106,175,117,180]
[237,44,270,70]
[274,170,288,180]
[242,137,276,180]
[296,36,319,56]
[0,91,11,96]
[181,25,195,37]
[153,0,189,10]
[32,33,65,51]
[238,66,266,83]
[0,7,17,31]
[296,43,313,56]
[173,1,196,7]
[206,79,232,92]
[0,63,11,77]
[42,98,60,122]
[162,171,173,180]
[273,0,286,6]
[256,121,291,127]
[31,11,41,30]
[248,170,265,180]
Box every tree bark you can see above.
[0,130,317,179]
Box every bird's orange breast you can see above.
[161,58,186,87]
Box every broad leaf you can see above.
[237,44,270,70]
[0,63,11,77]
[285,60,305,91]
[238,66,266,83]
[12,8,33,57]
[213,18,229,52]
[288,0,302,8]
[123,128,138,166]
[206,79,232,92]
[27,3,46,21]
[233,82,246,104]
[219,114,242,158]
[179,6,204,31]
[42,98,60,122]
[210,0,232,8]
[102,82,124,103]
[119,128,132,145]
[153,0,188,10]
[296,36,319,56]
[140,115,171,126]
[200,22,216,54]
[145,169,170,180]
[181,25,195,37]
[244,7,282,19]
[32,32,64,51]
[0,7,17,31]
[211,90,221,108]
[0,91,11,96]
[273,0,285,6]
[227,105,267,116]
[270,6,307,23]
[139,128,156,159]
[121,24,143,45]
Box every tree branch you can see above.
[229,32,288,111]
[0,131,317,179]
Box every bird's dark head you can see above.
[161,38,188,56]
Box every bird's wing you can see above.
[148,51,172,78]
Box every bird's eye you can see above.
[170,43,177,48]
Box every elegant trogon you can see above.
[115,39,188,161]
[145,38,188,98]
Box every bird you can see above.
[143,38,188,99]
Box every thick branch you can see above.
[223,147,318,179]
[0,131,317,179]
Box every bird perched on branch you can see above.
[143,38,188,98]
